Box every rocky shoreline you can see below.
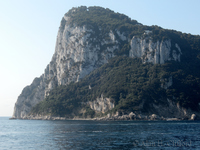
[10,112,198,121]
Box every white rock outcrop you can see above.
[129,37,182,64]
[88,94,114,113]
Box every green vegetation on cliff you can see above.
[31,56,200,118]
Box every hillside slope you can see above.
[29,56,200,120]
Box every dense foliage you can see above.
[31,57,200,117]
[65,6,139,32]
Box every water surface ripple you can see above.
[0,117,199,150]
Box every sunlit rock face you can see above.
[12,77,45,119]
[12,13,182,119]
[88,95,115,113]
[129,37,182,64]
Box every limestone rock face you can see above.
[12,77,45,118]
[12,14,182,119]
[190,114,196,120]
[88,95,114,113]
[129,37,182,64]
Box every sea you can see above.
[0,117,200,150]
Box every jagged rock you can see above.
[107,113,111,118]
[190,114,196,120]
[129,37,182,64]
[88,95,114,113]
[129,112,136,120]
[149,114,159,120]
[114,111,120,117]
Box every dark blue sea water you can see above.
[0,117,200,150]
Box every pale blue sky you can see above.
[0,0,200,116]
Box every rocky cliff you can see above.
[12,13,120,119]
[12,6,200,120]
[129,37,182,64]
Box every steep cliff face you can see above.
[12,15,120,119]
[12,7,184,119]
[12,77,45,118]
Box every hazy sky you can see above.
[0,0,200,116]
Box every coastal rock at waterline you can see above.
[149,114,160,120]
[129,112,136,120]
[190,114,196,120]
